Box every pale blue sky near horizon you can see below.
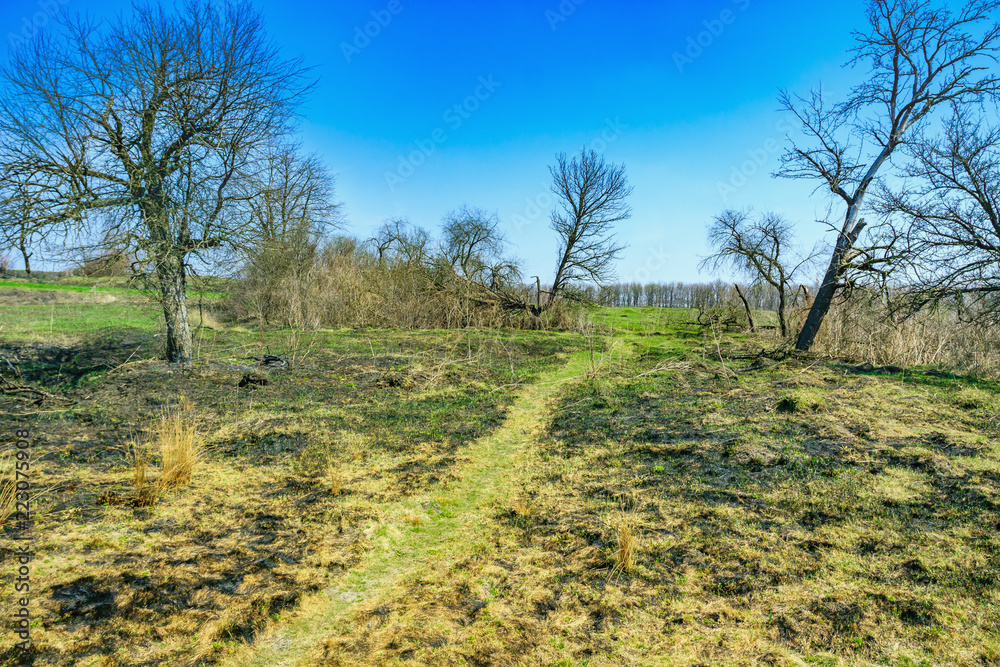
[1,0,878,283]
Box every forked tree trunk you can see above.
[157,251,193,363]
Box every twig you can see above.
[771,361,823,386]
[635,362,692,378]
[108,345,143,373]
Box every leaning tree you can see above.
[0,0,313,362]
[778,0,1000,351]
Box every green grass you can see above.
[0,302,163,339]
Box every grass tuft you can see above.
[0,451,15,526]
[610,514,637,576]
[156,413,201,487]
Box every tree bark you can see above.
[157,252,193,363]
[777,288,787,338]
[19,241,30,275]
[795,214,867,351]
[733,284,755,332]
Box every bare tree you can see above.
[0,0,312,362]
[246,144,340,248]
[699,210,815,338]
[880,105,1000,317]
[369,218,432,266]
[777,0,1000,351]
[547,148,631,304]
[0,172,59,274]
[440,205,505,279]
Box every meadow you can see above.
[1,283,998,666]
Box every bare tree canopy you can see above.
[700,209,816,338]
[0,172,59,274]
[777,0,1000,351]
[548,148,631,303]
[0,0,313,362]
[880,105,1000,317]
[369,218,432,266]
[440,205,506,279]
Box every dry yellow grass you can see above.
[0,451,15,526]
[155,413,201,487]
[611,513,637,576]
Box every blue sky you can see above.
[1,0,871,282]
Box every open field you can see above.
[1,291,999,666]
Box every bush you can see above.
[226,235,579,331]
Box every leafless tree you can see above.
[547,148,631,304]
[0,172,60,274]
[369,218,432,266]
[239,143,340,277]
[699,210,815,338]
[0,0,312,362]
[777,0,1000,351]
[440,205,506,279]
[879,105,1000,317]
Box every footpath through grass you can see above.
[222,346,596,666]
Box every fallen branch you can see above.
[0,374,72,404]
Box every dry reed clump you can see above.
[610,514,638,577]
[813,296,1000,375]
[126,439,159,506]
[154,411,201,488]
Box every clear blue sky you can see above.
[1,0,872,282]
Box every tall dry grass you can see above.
[0,451,15,526]
[154,413,201,487]
[813,295,1000,375]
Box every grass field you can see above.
[1,289,998,666]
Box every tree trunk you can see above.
[19,241,31,275]
[733,283,755,331]
[157,252,193,363]
[777,288,787,338]
[795,213,867,351]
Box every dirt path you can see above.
[223,349,593,667]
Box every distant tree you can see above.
[700,210,815,337]
[0,0,312,362]
[241,143,340,277]
[547,148,631,304]
[0,173,55,274]
[777,0,1000,351]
